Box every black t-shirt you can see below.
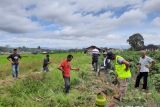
[7,54,21,64]
[92,53,99,61]
[43,58,49,67]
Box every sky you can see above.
[0,0,160,49]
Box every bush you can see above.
[150,63,160,75]
[153,74,160,92]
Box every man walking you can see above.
[91,47,100,72]
[58,55,79,93]
[135,50,155,90]
[107,52,131,101]
[7,49,21,79]
[43,54,50,72]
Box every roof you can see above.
[144,44,158,49]
[85,45,101,50]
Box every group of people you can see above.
[91,48,155,101]
[7,48,155,101]
[7,49,79,94]
[7,49,51,78]
[91,48,111,73]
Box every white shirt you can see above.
[92,49,100,54]
[139,56,154,72]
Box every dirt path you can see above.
[84,67,119,106]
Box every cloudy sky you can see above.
[0,0,160,49]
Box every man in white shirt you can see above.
[135,50,155,90]
[92,48,100,71]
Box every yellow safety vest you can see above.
[114,55,131,79]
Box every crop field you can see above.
[0,51,160,107]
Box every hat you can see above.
[107,52,114,59]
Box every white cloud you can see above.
[0,0,159,48]
[142,0,160,14]
[118,9,146,25]
[142,33,160,45]
[0,0,41,33]
[152,17,160,27]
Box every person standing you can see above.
[7,49,21,79]
[43,54,50,72]
[58,55,79,93]
[91,47,100,72]
[135,51,155,90]
[103,52,111,73]
[107,52,131,101]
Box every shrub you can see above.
[153,74,160,92]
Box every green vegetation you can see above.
[0,51,160,107]
[0,53,96,107]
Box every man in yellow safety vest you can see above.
[107,52,131,101]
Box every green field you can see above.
[0,52,160,107]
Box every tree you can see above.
[127,33,144,50]
[37,46,42,53]
[37,46,41,50]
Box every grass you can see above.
[0,52,96,107]
[0,54,44,79]
[0,51,160,107]
[0,53,86,79]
